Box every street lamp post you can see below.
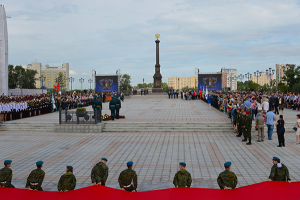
[88,79,92,91]
[266,68,275,92]
[245,73,252,90]
[69,77,74,91]
[283,64,292,93]
[18,74,25,96]
[253,70,262,92]
[178,78,179,91]
[79,78,84,91]
[39,75,46,94]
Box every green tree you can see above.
[162,82,169,92]
[277,82,287,93]
[281,64,300,91]
[8,65,38,89]
[119,74,133,92]
[292,82,300,94]
[55,72,67,90]
[237,81,245,90]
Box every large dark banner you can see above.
[95,75,118,92]
[198,74,222,91]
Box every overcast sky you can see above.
[3,0,300,89]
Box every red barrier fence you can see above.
[1,181,300,200]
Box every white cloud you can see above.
[4,0,300,88]
[69,70,77,75]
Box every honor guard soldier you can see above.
[92,95,97,111]
[244,111,253,145]
[91,158,108,186]
[25,161,45,191]
[173,162,192,187]
[115,96,121,119]
[58,165,76,192]
[0,160,15,188]
[217,162,238,190]
[236,108,242,137]
[268,157,291,183]
[109,97,116,120]
[118,161,137,192]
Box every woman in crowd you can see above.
[295,114,300,145]
[276,115,285,147]
[250,97,256,120]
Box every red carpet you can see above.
[1,181,300,200]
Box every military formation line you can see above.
[0,156,291,192]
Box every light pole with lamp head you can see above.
[18,73,25,96]
[79,78,84,91]
[253,70,262,92]
[283,64,292,93]
[69,77,74,91]
[88,79,92,91]
[266,68,275,92]
[245,73,252,90]
[39,75,46,94]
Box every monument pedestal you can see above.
[152,88,163,93]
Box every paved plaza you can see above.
[1,97,300,191]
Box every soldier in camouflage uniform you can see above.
[173,162,192,187]
[0,160,15,188]
[217,162,238,189]
[269,157,291,183]
[91,158,108,186]
[118,161,137,192]
[58,165,76,192]
[25,161,45,191]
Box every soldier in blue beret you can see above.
[91,158,109,186]
[0,160,15,188]
[269,157,291,183]
[25,161,45,191]
[58,165,76,192]
[217,161,238,189]
[173,162,192,187]
[118,161,137,192]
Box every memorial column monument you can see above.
[152,34,163,93]
[0,5,8,96]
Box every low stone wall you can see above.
[55,124,104,133]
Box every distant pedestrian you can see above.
[295,114,300,144]
[266,108,276,140]
[207,95,212,111]
[256,113,265,142]
[276,115,285,147]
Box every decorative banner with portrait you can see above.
[95,75,118,92]
[198,74,222,91]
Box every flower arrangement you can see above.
[78,103,84,108]
[102,114,111,121]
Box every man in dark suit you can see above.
[269,94,276,111]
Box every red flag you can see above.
[53,83,60,91]
[200,86,202,98]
